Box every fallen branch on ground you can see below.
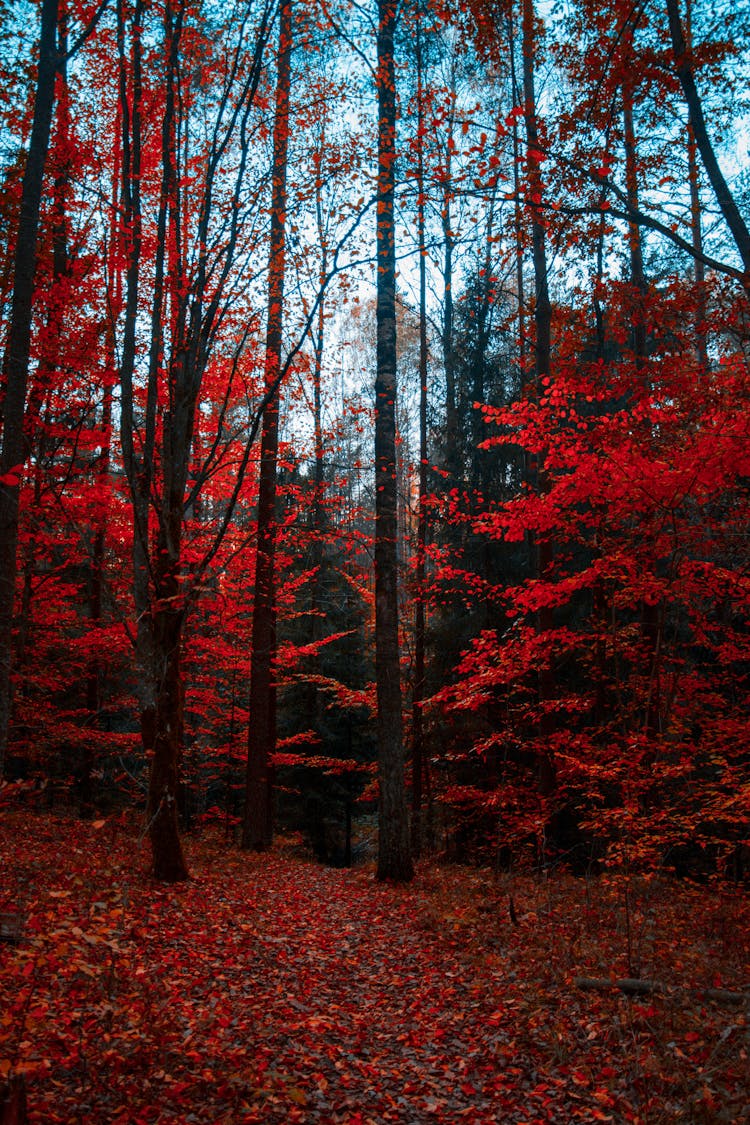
[573,977,748,1006]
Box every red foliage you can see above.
[431,282,750,872]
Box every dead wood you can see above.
[573,976,748,1006]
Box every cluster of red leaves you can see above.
[1,813,747,1124]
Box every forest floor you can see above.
[0,810,748,1124]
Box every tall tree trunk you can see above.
[305,112,329,749]
[684,0,708,370]
[15,8,70,727]
[470,194,497,498]
[118,0,189,881]
[144,0,189,882]
[622,78,647,367]
[507,9,527,382]
[242,0,292,851]
[117,0,158,771]
[592,218,609,726]
[521,0,555,807]
[83,83,121,816]
[0,0,59,775]
[622,64,662,738]
[82,325,113,819]
[411,11,428,859]
[441,69,458,481]
[687,122,708,369]
[116,0,272,879]
[375,0,413,883]
[665,0,750,283]
[147,533,189,882]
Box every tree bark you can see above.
[441,64,459,482]
[665,0,750,283]
[375,0,413,883]
[114,0,274,878]
[507,8,527,380]
[147,545,189,882]
[574,977,748,1005]
[243,0,292,851]
[521,0,555,805]
[622,61,662,739]
[116,0,158,776]
[684,0,708,371]
[0,1073,28,1125]
[622,79,647,368]
[304,109,329,770]
[411,11,428,859]
[143,0,189,882]
[0,0,59,775]
[15,10,71,743]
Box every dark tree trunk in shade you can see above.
[15,10,71,749]
[440,62,459,481]
[375,0,413,883]
[243,0,292,851]
[684,0,708,370]
[521,0,555,803]
[147,542,189,883]
[411,12,428,859]
[622,54,662,739]
[665,0,750,284]
[506,8,526,379]
[114,0,273,879]
[0,0,59,775]
[143,0,189,881]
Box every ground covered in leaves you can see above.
[1,811,748,1124]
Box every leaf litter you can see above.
[1,812,748,1123]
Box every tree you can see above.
[0,0,59,775]
[374,0,413,882]
[665,0,750,287]
[408,4,430,858]
[115,0,276,880]
[518,0,556,815]
[243,0,293,852]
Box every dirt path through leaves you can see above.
[113,850,542,1123]
[2,815,747,1123]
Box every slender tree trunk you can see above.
[593,212,607,360]
[622,79,647,366]
[147,530,189,882]
[305,116,329,745]
[665,0,750,283]
[507,9,527,382]
[685,0,708,370]
[411,13,428,859]
[687,124,708,369]
[592,222,609,726]
[375,0,413,883]
[470,195,497,498]
[116,0,158,769]
[82,86,122,816]
[521,0,555,806]
[0,0,59,775]
[521,0,551,397]
[243,0,292,851]
[297,109,329,738]
[622,67,662,738]
[118,0,189,881]
[441,74,458,480]
[82,328,113,819]
[143,0,189,882]
[15,10,70,729]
